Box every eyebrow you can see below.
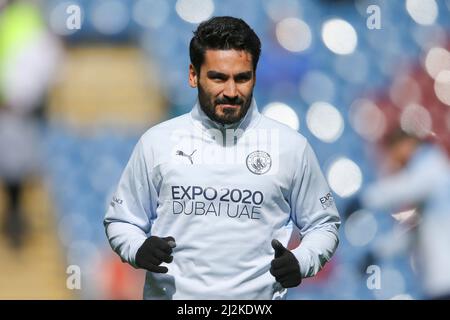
[206,70,253,79]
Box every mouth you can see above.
[217,104,241,110]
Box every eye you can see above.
[208,75,227,83]
[235,73,252,83]
[211,76,226,82]
[235,76,251,83]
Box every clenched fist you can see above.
[135,236,176,273]
[270,239,302,288]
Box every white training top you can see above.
[104,99,340,300]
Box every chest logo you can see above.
[175,149,197,164]
[246,151,272,175]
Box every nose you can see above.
[223,79,238,99]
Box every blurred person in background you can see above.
[0,0,62,248]
[355,128,450,300]
[104,16,340,300]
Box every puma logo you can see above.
[175,149,197,164]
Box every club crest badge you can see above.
[246,151,272,175]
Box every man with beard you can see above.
[104,16,340,299]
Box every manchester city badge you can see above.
[246,151,272,175]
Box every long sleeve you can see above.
[289,142,341,278]
[361,146,448,211]
[103,138,157,268]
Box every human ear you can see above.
[189,64,198,88]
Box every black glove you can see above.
[135,236,176,273]
[270,239,302,288]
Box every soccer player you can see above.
[104,16,340,300]
[359,129,450,299]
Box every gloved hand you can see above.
[135,236,176,273]
[270,239,302,288]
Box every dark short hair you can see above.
[189,16,261,73]
[383,127,421,149]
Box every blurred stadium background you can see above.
[0,0,449,299]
